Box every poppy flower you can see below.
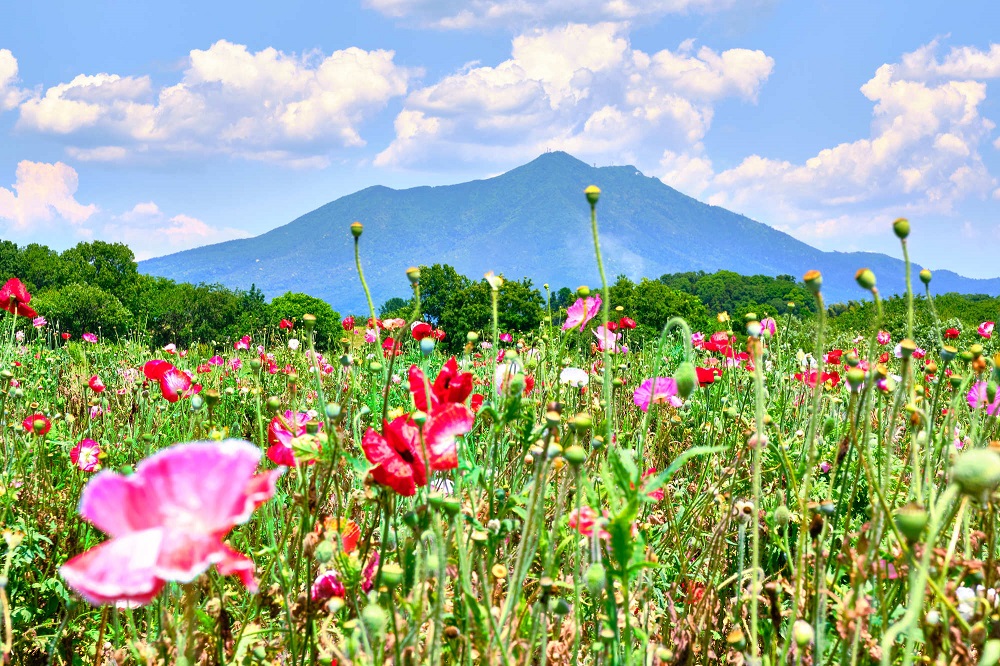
[967,382,1000,415]
[470,394,485,413]
[0,278,36,318]
[431,328,446,341]
[382,337,402,358]
[59,439,282,606]
[639,468,664,501]
[498,332,513,343]
[411,321,433,341]
[691,332,705,349]
[567,507,609,539]
[618,316,637,330]
[82,333,98,343]
[944,328,960,340]
[760,318,777,336]
[593,325,620,353]
[409,357,474,412]
[562,295,601,331]
[234,335,251,351]
[979,322,995,339]
[32,316,47,328]
[162,343,177,355]
[89,375,106,393]
[794,370,840,388]
[279,318,294,330]
[22,413,51,435]
[560,367,589,387]
[696,367,721,386]
[266,410,316,466]
[605,320,618,332]
[702,332,732,354]
[61,332,72,340]
[311,570,346,603]
[143,360,200,403]
[322,517,361,554]
[342,316,355,331]
[71,438,102,472]
[633,378,682,411]
[362,404,474,496]
[877,330,891,345]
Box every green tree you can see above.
[32,283,134,338]
[269,292,341,349]
[60,241,139,306]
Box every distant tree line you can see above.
[0,240,339,349]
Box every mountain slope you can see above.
[140,152,1000,311]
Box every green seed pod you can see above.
[674,362,697,399]
[894,503,928,543]
[952,448,1000,499]
[855,268,876,290]
[892,217,910,239]
[585,562,607,595]
[381,563,404,587]
[792,620,815,647]
[919,268,932,285]
[584,185,601,206]
[773,505,791,527]
[361,603,388,637]
[564,444,588,466]
[350,221,364,238]
[570,413,592,431]
[266,396,282,413]
[847,368,866,391]
[803,270,822,295]
[314,540,335,564]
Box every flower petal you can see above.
[423,403,474,471]
[60,529,166,606]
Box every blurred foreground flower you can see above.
[60,439,283,605]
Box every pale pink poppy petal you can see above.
[60,529,165,606]
[423,403,474,471]
[155,530,231,583]
[77,471,165,537]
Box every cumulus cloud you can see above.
[17,40,417,165]
[365,0,745,29]
[104,203,251,260]
[0,49,28,111]
[698,40,1000,245]
[0,161,98,230]
[375,24,772,168]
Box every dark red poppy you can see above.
[61,332,71,340]
[0,278,36,318]
[342,316,355,331]
[22,412,51,435]
[823,349,843,365]
[618,316,636,330]
[409,357,474,412]
[279,318,294,330]
[605,320,618,332]
[431,328,446,341]
[944,328,960,340]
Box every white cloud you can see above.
[696,40,1000,246]
[17,40,417,166]
[0,161,98,230]
[105,203,251,260]
[365,0,744,29]
[0,49,28,111]
[376,24,772,168]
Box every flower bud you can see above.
[792,619,814,647]
[952,448,1000,499]
[892,217,910,239]
[894,503,928,542]
[584,185,601,206]
[314,540,335,563]
[585,562,606,595]
[847,368,866,392]
[420,338,435,356]
[406,266,421,284]
[855,268,876,291]
[350,221,363,238]
[674,362,697,399]
[919,268,932,285]
[266,396,282,412]
[467,331,479,343]
[361,603,388,637]
[570,413,592,431]
[773,505,791,526]
[898,338,916,358]
[577,285,591,298]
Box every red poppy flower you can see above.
[523,375,536,395]
[143,360,200,403]
[794,370,840,388]
[409,357,474,412]
[618,316,636,330]
[61,332,72,340]
[411,321,433,341]
[470,394,485,413]
[431,328,446,341]
[0,278,36,318]
[89,375,106,393]
[605,320,618,332]
[342,316,355,331]
[382,337,402,358]
[879,352,890,364]
[279,318,294,330]
[944,328,960,340]
[362,403,473,496]
[23,412,51,435]
[702,332,731,354]
[823,349,843,365]
[696,367,721,386]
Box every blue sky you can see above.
[2,0,999,278]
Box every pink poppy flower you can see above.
[691,332,705,349]
[979,322,995,339]
[593,325,621,352]
[32,316,47,328]
[967,381,1000,415]
[143,360,200,403]
[71,438,102,472]
[499,332,513,343]
[633,377,682,411]
[877,330,890,345]
[365,328,378,343]
[59,439,283,605]
[760,318,777,336]
[89,375,106,393]
[82,333,98,343]
[234,335,251,351]
[229,358,243,371]
[311,570,346,602]
[162,343,177,355]
[568,507,609,539]
[562,295,601,331]
[361,551,379,593]
[208,355,224,366]
[267,410,316,466]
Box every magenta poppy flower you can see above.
[593,325,621,352]
[311,570,346,603]
[499,332,513,343]
[967,381,1000,415]
[89,375,105,393]
[59,439,283,606]
[691,332,705,349]
[32,316,47,328]
[266,410,318,466]
[0,277,36,318]
[82,332,98,343]
[633,377,682,411]
[71,438,102,472]
[877,330,890,345]
[234,335,251,351]
[562,295,601,331]
[760,318,777,336]
[979,322,994,339]
[208,355,224,366]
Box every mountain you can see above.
[139,151,1000,312]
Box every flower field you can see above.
[4,192,1000,665]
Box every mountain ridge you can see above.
[139,151,1000,311]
